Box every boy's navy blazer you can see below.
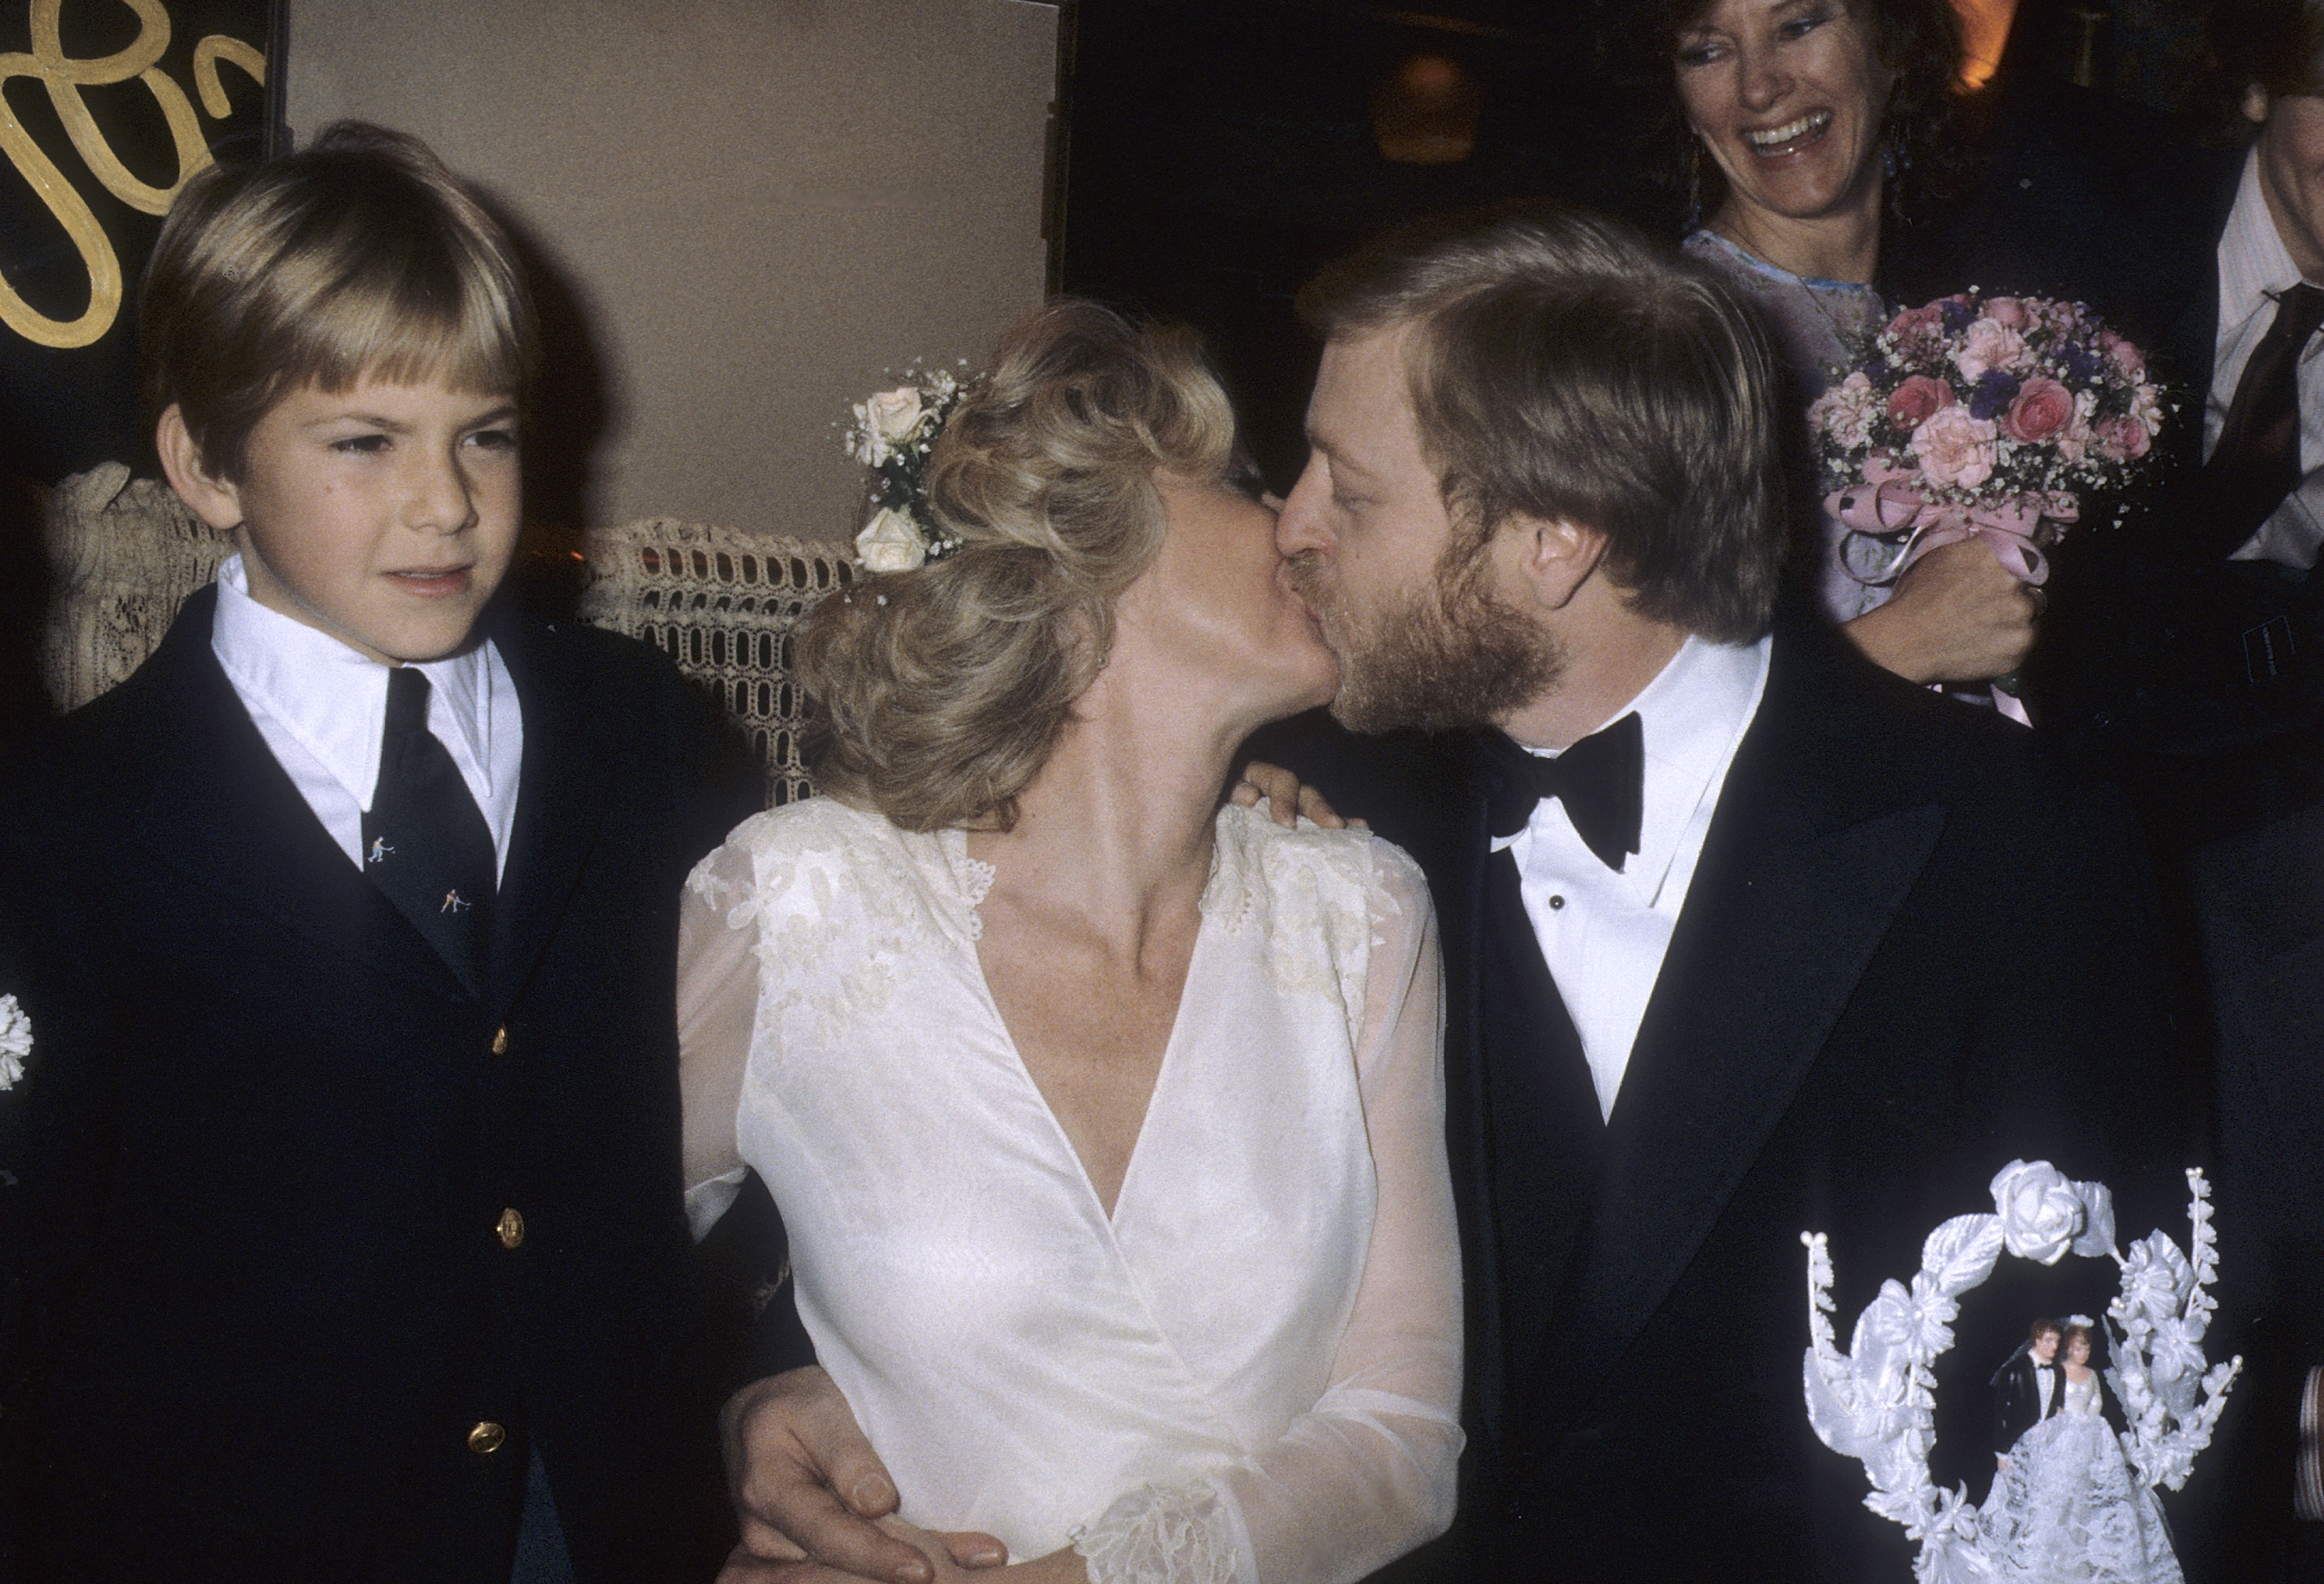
[1253,616,2192,1581]
[0,586,760,1582]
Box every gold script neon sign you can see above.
[1,0,266,349]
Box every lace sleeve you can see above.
[1199,844,1463,1584]
[1071,1482,1243,1584]
[677,835,761,1239]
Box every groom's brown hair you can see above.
[1295,201,1788,645]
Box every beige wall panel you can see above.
[287,0,1057,544]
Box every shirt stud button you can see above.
[497,1208,525,1249]
[1549,895,1566,910]
[467,1420,507,1455]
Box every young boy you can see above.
[0,124,758,1582]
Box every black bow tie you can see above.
[1483,712,1645,871]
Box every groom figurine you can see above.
[717,206,2192,1583]
[1992,1318,2065,1472]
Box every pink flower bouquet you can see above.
[1807,291,2167,592]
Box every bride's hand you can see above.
[721,1367,1008,1583]
[877,1521,1088,1584]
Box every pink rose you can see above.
[1886,373,1955,431]
[1886,302,1943,340]
[1885,302,1948,365]
[2092,413,2152,462]
[2099,330,2147,379]
[1911,406,1999,491]
[2002,377,2075,443]
[1955,318,2031,380]
[1982,296,2029,328]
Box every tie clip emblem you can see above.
[441,889,472,915]
[367,837,394,864]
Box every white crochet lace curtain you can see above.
[578,518,854,806]
[36,466,851,808]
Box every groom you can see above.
[720,207,2192,1583]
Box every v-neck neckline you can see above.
[946,825,1220,1227]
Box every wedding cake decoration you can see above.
[842,360,978,572]
[1802,1161,2239,1579]
[0,993,29,1090]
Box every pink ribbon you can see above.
[1824,466,2082,728]
[1824,465,2078,589]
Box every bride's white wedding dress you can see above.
[1982,1369,2182,1584]
[678,799,1463,1584]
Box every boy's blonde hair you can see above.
[139,121,537,479]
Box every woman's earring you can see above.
[1684,138,1703,234]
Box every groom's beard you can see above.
[1289,533,1563,735]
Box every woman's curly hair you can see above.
[800,300,1238,832]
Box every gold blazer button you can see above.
[467,1420,507,1455]
[490,1026,509,1057]
[496,1208,525,1249]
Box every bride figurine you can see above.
[1980,1321,2183,1584]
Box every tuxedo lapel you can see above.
[129,590,467,1002]
[486,618,611,1010]
[1532,634,1946,1431]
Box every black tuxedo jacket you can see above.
[1253,617,2192,1581]
[0,588,760,1583]
[1992,1353,2064,1458]
[2185,788,2324,1582]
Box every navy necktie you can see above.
[362,667,495,991]
[1483,712,1645,872]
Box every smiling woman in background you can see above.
[1658,0,2046,693]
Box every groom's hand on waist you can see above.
[721,1366,1009,1584]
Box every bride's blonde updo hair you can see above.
[802,299,1239,831]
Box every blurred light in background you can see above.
[1373,52,1483,164]
[1954,0,2020,88]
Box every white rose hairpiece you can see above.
[841,360,978,572]
[0,992,31,1091]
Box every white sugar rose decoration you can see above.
[1990,1159,2085,1265]
[854,507,928,573]
[0,993,29,1091]
[851,387,928,466]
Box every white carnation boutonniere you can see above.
[840,359,977,571]
[0,993,30,1091]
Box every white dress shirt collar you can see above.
[211,551,498,814]
[2220,146,2308,327]
[1494,633,1771,908]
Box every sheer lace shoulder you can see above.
[701,799,987,1034]
[678,798,978,1235]
[1208,806,1425,1052]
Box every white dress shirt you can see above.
[1494,634,1772,1119]
[210,553,523,877]
[2211,146,2324,571]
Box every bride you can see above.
[1981,1321,2182,1583]
[677,301,1461,1584]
